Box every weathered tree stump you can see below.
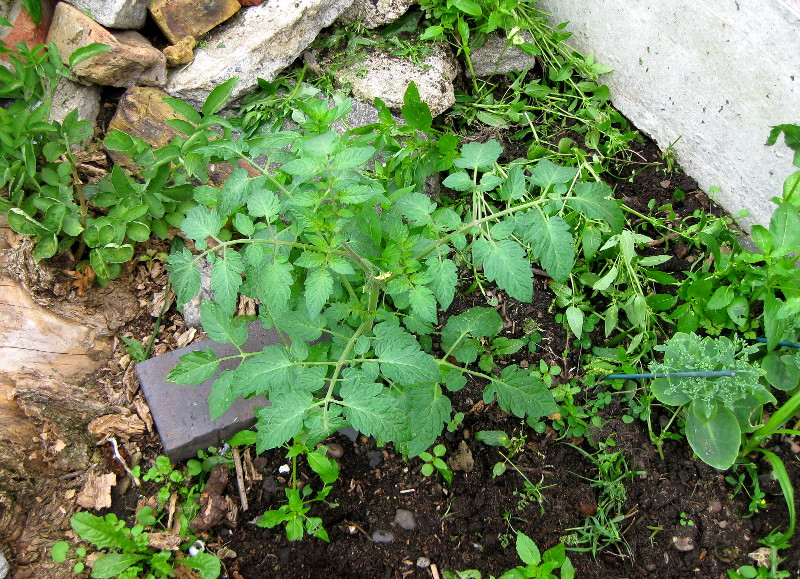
[0,217,138,576]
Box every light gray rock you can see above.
[49,76,101,129]
[335,45,457,117]
[337,0,417,29]
[394,508,417,530]
[468,31,538,77]
[166,0,355,109]
[181,258,213,329]
[64,0,149,29]
[0,548,8,579]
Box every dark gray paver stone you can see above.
[136,323,279,462]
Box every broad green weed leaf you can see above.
[202,76,238,116]
[340,370,409,443]
[483,366,558,419]
[90,554,147,578]
[400,382,452,457]
[453,140,503,171]
[307,449,340,484]
[8,207,48,235]
[305,267,333,315]
[686,404,740,470]
[425,257,457,310]
[472,238,533,302]
[516,532,541,566]
[211,249,244,315]
[70,512,139,551]
[441,171,473,191]
[255,391,313,452]
[167,348,219,384]
[68,42,111,68]
[163,97,202,124]
[181,551,222,579]
[517,211,574,283]
[201,301,248,346]
[168,247,200,305]
[568,181,624,233]
[565,305,584,337]
[528,158,578,190]
[769,201,800,249]
[706,286,734,310]
[401,81,432,132]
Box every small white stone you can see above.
[0,549,9,579]
[278,464,291,474]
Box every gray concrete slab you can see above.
[136,323,280,462]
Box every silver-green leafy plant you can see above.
[649,333,768,470]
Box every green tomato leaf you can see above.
[400,382,452,457]
[472,238,533,302]
[209,370,236,420]
[516,211,574,283]
[305,267,333,315]
[201,301,248,346]
[425,257,457,310]
[211,249,244,315]
[166,348,220,384]
[528,158,578,191]
[373,323,441,384]
[340,370,410,444]
[233,345,293,398]
[255,259,293,316]
[182,206,223,250]
[168,247,200,305]
[568,181,624,234]
[255,391,313,452]
[483,366,558,420]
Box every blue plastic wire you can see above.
[602,370,737,381]
[754,337,800,349]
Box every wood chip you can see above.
[76,472,116,510]
[88,413,146,441]
[132,394,154,433]
[233,447,248,511]
[148,531,183,551]
[175,327,197,349]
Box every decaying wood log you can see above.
[0,216,139,575]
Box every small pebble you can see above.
[672,536,695,552]
[340,427,359,442]
[253,457,268,471]
[367,450,383,469]
[371,530,395,543]
[325,443,344,459]
[278,464,290,474]
[262,476,279,494]
[395,509,417,530]
[708,500,722,513]
[645,563,657,572]
[0,549,8,579]
[416,557,431,568]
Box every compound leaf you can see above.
[182,206,223,250]
[373,323,440,384]
[208,370,236,420]
[234,345,293,398]
[454,140,503,171]
[528,158,578,190]
[255,259,293,315]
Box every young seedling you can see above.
[419,443,453,486]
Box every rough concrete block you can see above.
[136,323,280,462]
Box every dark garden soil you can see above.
[81,135,800,579]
